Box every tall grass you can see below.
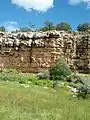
[0,81,90,120]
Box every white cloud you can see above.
[69,0,83,5]
[69,0,90,8]
[11,0,55,12]
[4,21,20,31]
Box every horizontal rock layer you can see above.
[0,31,89,73]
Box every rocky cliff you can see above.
[0,31,89,73]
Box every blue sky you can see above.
[0,0,90,31]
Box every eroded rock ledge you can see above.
[0,31,89,73]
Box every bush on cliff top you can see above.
[77,23,90,32]
[50,57,71,81]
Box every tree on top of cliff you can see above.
[40,20,55,31]
[17,21,35,32]
[0,26,5,32]
[19,27,31,32]
[56,22,72,31]
[77,23,90,32]
[29,21,35,31]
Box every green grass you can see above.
[0,70,53,87]
[0,81,90,120]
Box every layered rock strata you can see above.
[0,31,89,73]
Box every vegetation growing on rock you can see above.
[77,23,90,32]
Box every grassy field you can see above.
[0,81,90,120]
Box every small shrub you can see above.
[52,80,60,90]
[50,57,71,81]
[68,82,77,88]
[74,77,90,99]
[76,84,89,99]
[67,74,90,99]
[37,70,50,80]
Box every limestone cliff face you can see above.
[0,31,89,73]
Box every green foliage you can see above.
[0,68,21,74]
[34,79,53,87]
[68,74,90,99]
[40,27,48,32]
[18,74,53,87]
[68,82,77,88]
[56,22,72,31]
[77,84,89,99]
[0,81,90,120]
[77,23,90,31]
[50,58,71,81]
[0,26,5,32]
[40,20,55,31]
[19,27,31,32]
[37,70,50,80]
[40,21,72,31]
[0,69,53,87]
[52,80,60,90]
[17,73,38,84]
[77,76,90,99]
[66,73,83,84]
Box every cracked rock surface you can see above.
[0,31,89,73]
